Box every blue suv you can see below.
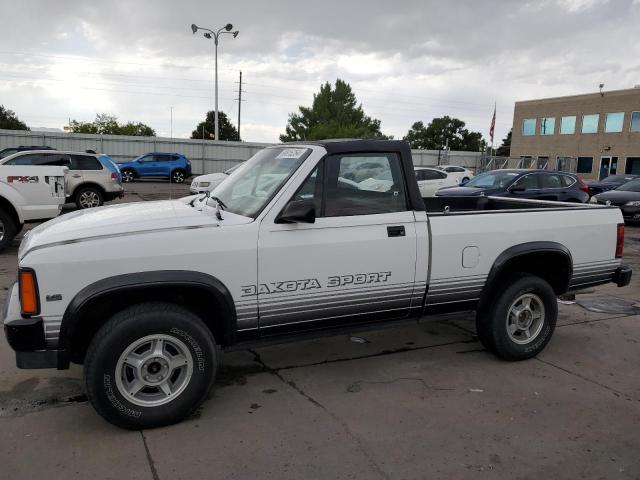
[118,153,192,183]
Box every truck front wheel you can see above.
[0,208,17,253]
[84,302,218,429]
[476,273,557,361]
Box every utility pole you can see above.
[237,71,242,140]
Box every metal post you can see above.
[214,37,219,141]
[237,70,242,140]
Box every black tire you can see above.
[84,302,218,429]
[476,273,557,361]
[0,208,17,253]
[75,186,104,209]
[171,169,187,183]
[121,169,136,183]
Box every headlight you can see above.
[199,182,210,187]
[624,200,640,207]
[589,196,598,204]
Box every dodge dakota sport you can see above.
[3,140,632,428]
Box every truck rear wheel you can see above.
[0,208,17,253]
[476,273,557,361]
[84,302,218,429]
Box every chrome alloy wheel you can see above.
[506,293,545,345]
[115,334,194,407]
[122,170,134,182]
[78,190,101,208]
[172,171,185,183]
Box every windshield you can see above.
[602,175,633,184]
[616,179,640,192]
[464,171,519,188]
[207,147,311,218]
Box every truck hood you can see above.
[19,200,252,259]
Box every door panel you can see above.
[257,212,418,331]
[257,151,420,334]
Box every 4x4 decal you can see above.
[241,271,392,297]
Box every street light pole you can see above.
[191,23,239,142]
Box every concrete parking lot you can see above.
[1,181,639,480]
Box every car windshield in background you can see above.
[464,171,519,188]
[616,179,640,192]
[602,175,633,184]
[209,147,311,218]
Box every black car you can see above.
[591,178,640,223]
[0,145,54,159]
[436,169,590,203]
[586,174,639,196]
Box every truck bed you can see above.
[423,196,597,215]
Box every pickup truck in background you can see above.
[3,140,632,429]
[0,164,66,251]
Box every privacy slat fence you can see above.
[0,129,483,174]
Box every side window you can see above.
[71,155,102,170]
[154,154,170,163]
[140,154,155,162]
[421,169,441,181]
[414,170,425,181]
[513,174,539,190]
[560,175,576,187]
[290,162,323,213]
[5,153,70,166]
[541,173,562,189]
[324,153,408,217]
[3,154,38,165]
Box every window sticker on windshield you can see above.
[276,148,307,159]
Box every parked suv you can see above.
[0,145,54,159]
[437,169,589,203]
[0,150,124,209]
[118,153,192,183]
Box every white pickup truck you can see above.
[3,140,632,429]
[0,165,66,251]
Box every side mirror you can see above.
[276,199,315,224]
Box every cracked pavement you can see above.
[1,182,639,479]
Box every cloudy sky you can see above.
[1,0,639,144]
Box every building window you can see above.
[605,112,624,133]
[631,112,640,132]
[556,156,573,172]
[540,117,555,135]
[581,114,599,134]
[522,118,536,136]
[576,157,593,173]
[560,116,576,134]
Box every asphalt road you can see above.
[1,181,639,480]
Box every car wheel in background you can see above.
[0,208,17,253]
[476,272,557,361]
[75,186,104,209]
[171,169,187,183]
[83,302,218,429]
[121,169,135,183]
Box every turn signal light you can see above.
[616,223,625,259]
[19,269,39,316]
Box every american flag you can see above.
[489,103,496,145]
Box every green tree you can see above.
[280,79,389,142]
[404,116,484,152]
[191,111,240,141]
[0,105,29,130]
[68,114,156,136]
[495,129,511,157]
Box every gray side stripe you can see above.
[429,282,486,293]
[260,291,414,314]
[258,285,418,308]
[260,306,409,329]
[260,296,413,319]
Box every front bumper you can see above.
[3,282,60,369]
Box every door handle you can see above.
[387,226,405,237]
[72,174,82,178]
